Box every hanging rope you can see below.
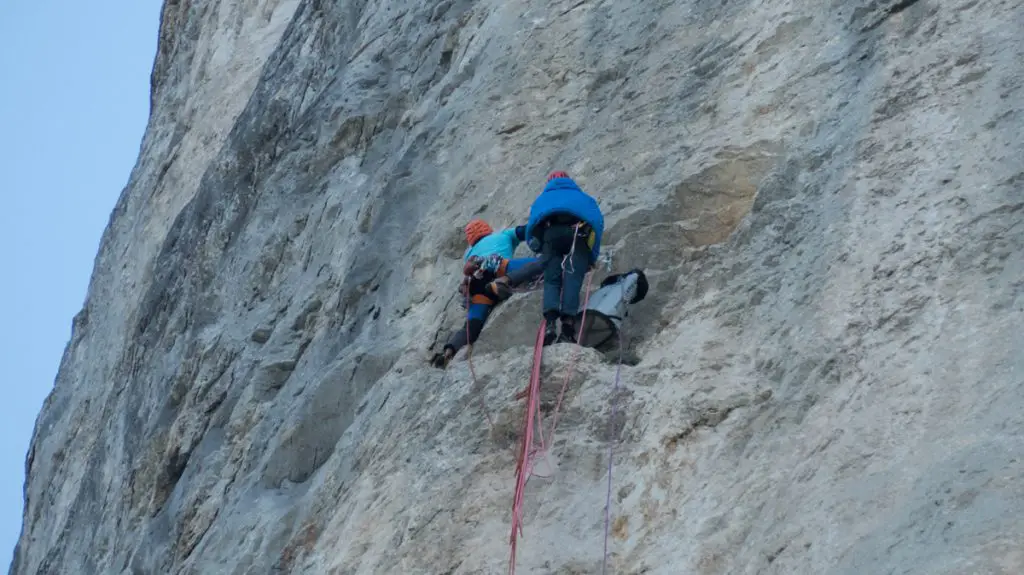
[602,328,624,574]
[509,320,548,575]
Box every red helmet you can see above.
[464,219,493,246]
[547,170,570,181]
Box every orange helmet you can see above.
[464,219,493,246]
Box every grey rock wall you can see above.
[12,0,1024,574]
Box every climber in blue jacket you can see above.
[525,171,605,345]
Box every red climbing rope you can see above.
[508,275,596,575]
[509,320,548,575]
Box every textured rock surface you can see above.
[12,0,1024,574]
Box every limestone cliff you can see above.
[12,0,1024,574]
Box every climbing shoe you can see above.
[557,318,577,344]
[543,321,558,346]
[430,347,455,369]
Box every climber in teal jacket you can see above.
[525,171,605,345]
[431,219,543,368]
[463,223,522,261]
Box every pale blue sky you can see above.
[0,0,162,567]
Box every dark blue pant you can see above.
[505,257,543,285]
[467,302,492,323]
[540,225,591,321]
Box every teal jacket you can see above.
[463,226,528,261]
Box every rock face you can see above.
[11,0,1024,574]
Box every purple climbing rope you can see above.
[602,329,624,574]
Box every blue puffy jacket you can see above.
[525,177,605,263]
